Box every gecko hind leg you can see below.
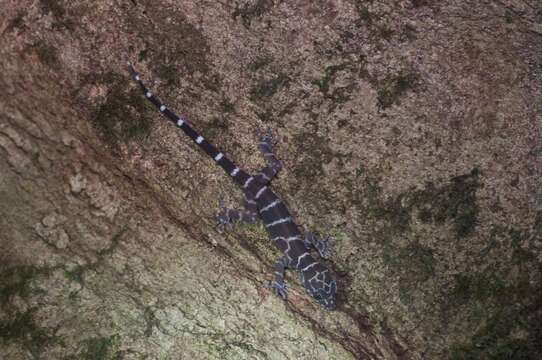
[304,232,334,259]
[264,256,289,299]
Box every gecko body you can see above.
[128,64,337,309]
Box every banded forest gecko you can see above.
[128,63,337,309]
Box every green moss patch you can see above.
[0,265,51,305]
[414,168,480,238]
[250,73,291,101]
[82,335,119,360]
[0,310,55,356]
[350,167,410,234]
[248,57,272,72]
[508,228,538,265]
[0,266,57,354]
[348,167,480,244]
[451,309,542,360]
[313,64,349,95]
[4,11,26,34]
[312,57,368,112]
[87,72,152,152]
[448,275,542,359]
[391,243,435,283]
[39,0,66,19]
[377,72,418,109]
[220,98,235,114]
[129,1,212,89]
[354,3,373,25]
[291,131,335,180]
[232,0,274,28]
[64,264,85,285]
[62,228,126,286]
[449,273,506,305]
[446,222,542,360]
[27,41,61,70]
[205,116,230,140]
[39,0,75,31]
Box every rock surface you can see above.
[1,0,541,359]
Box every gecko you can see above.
[127,63,337,310]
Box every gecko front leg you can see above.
[255,129,282,185]
[264,256,289,299]
[304,232,334,259]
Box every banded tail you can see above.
[127,63,251,186]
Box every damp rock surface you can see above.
[1,1,541,359]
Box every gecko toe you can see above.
[265,281,288,300]
[216,210,231,231]
[317,236,334,259]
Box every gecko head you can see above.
[300,265,337,310]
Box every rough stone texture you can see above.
[1,0,541,359]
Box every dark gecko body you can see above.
[128,63,337,309]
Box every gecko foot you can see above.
[265,281,288,300]
[216,199,232,231]
[258,128,277,147]
[316,236,334,259]
[305,232,334,259]
[216,213,231,231]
